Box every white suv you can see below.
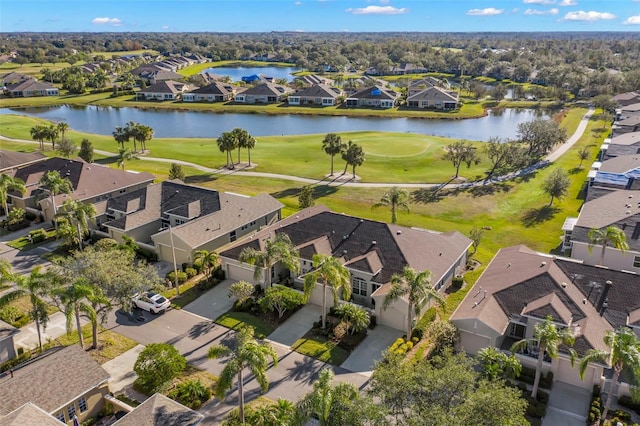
[132,292,171,314]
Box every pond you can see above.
[0,106,551,141]
[201,66,301,82]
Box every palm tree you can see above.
[303,254,351,329]
[0,258,12,285]
[511,316,576,399]
[53,278,97,350]
[57,198,96,250]
[372,187,410,224]
[117,148,138,171]
[249,398,295,426]
[233,128,256,166]
[30,125,47,150]
[0,174,26,217]
[579,327,640,423]
[239,233,300,290]
[341,140,365,177]
[138,124,154,152]
[477,346,522,381]
[217,131,237,169]
[44,124,59,150]
[113,126,129,150]
[207,325,279,424]
[39,170,73,227]
[322,133,345,176]
[383,266,445,339]
[193,249,219,282]
[0,266,51,350]
[56,121,69,142]
[588,226,629,267]
[294,368,358,426]
[125,121,140,152]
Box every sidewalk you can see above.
[13,310,88,350]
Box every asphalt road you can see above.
[104,308,369,424]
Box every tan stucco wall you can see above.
[51,382,108,425]
[0,336,16,363]
[451,318,500,354]
[572,241,640,273]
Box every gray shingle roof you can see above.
[240,82,291,96]
[138,80,188,95]
[291,84,341,99]
[0,319,18,340]
[0,345,110,415]
[407,86,459,102]
[0,150,45,172]
[575,189,640,229]
[610,131,640,146]
[346,85,397,101]
[113,393,203,426]
[188,82,234,96]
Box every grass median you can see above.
[291,329,351,366]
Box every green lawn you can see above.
[54,324,137,365]
[291,329,350,365]
[6,230,56,251]
[214,311,276,338]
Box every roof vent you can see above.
[396,230,402,235]
[561,282,567,288]
[541,261,547,267]
[343,250,347,255]
[372,240,377,245]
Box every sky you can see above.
[1,0,639,33]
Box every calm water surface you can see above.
[0,106,550,141]
[202,66,301,82]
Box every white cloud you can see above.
[623,15,640,24]
[346,5,407,14]
[558,0,577,5]
[162,25,169,29]
[379,0,390,3]
[523,0,555,4]
[466,7,504,16]
[563,10,615,21]
[524,7,559,15]
[91,17,121,25]
[294,1,301,4]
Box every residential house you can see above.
[0,150,46,174]
[220,205,471,332]
[451,245,639,394]
[182,81,237,102]
[612,115,640,136]
[233,82,292,104]
[345,85,397,109]
[562,189,640,272]
[112,393,203,426]
[7,157,154,222]
[293,74,334,87]
[407,86,459,110]
[599,132,640,161]
[95,180,283,265]
[3,78,59,97]
[0,72,31,88]
[407,77,441,96]
[0,319,18,364]
[129,65,183,85]
[0,345,110,425]
[388,63,428,75]
[612,91,640,108]
[136,80,189,101]
[1,403,67,426]
[287,84,342,106]
[587,154,640,192]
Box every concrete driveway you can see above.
[102,344,145,393]
[182,279,235,320]
[268,304,322,347]
[340,325,400,375]
[542,382,590,426]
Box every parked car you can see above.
[132,291,171,314]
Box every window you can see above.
[352,277,367,296]
[67,404,76,419]
[250,220,256,226]
[55,412,65,422]
[634,256,640,268]
[78,397,88,413]
[241,224,248,230]
[230,230,237,242]
[508,322,526,339]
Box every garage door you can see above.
[556,358,592,389]
[459,331,491,354]
[226,263,258,284]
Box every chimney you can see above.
[597,280,613,314]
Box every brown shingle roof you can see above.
[0,150,45,172]
[407,86,459,102]
[575,190,640,229]
[0,403,62,426]
[347,85,397,101]
[138,80,188,94]
[241,82,291,96]
[291,84,341,99]
[0,345,110,415]
[113,393,203,426]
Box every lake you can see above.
[201,66,301,82]
[0,106,551,141]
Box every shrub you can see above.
[181,263,190,272]
[426,321,459,356]
[133,343,186,394]
[412,307,437,340]
[0,306,23,324]
[612,409,632,422]
[185,267,197,279]
[167,379,211,410]
[334,303,370,335]
[369,314,377,329]
[29,228,47,243]
[0,350,31,373]
[618,395,640,415]
[259,285,305,319]
[25,211,37,221]
[166,271,188,285]
[136,247,158,261]
[213,266,225,280]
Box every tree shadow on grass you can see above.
[184,174,218,184]
[521,205,561,227]
[568,167,584,175]
[467,182,512,197]
[411,187,446,204]
[271,184,337,200]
